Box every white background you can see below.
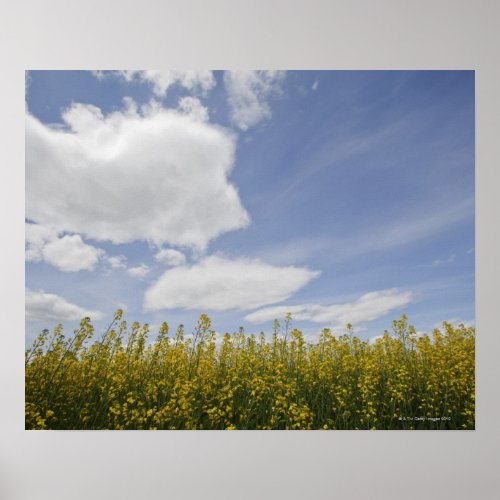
[1,1,499,499]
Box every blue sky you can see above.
[25,70,474,344]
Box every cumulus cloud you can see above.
[223,71,286,130]
[245,289,415,326]
[144,255,320,312]
[93,70,216,97]
[26,100,250,251]
[126,264,150,279]
[25,223,58,263]
[154,248,186,266]
[107,255,127,269]
[177,96,209,122]
[42,235,104,272]
[25,223,103,272]
[26,288,103,323]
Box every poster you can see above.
[25,70,475,430]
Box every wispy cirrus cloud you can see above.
[432,254,456,267]
[255,196,473,268]
[360,197,474,255]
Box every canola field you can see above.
[25,311,475,430]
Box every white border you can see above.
[1,1,499,499]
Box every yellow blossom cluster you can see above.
[25,312,475,430]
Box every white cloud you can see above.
[25,223,103,272]
[93,70,216,97]
[177,96,209,122]
[25,223,58,263]
[144,255,320,312]
[91,70,107,80]
[26,100,250,251]
[107,255,127,269]
[223,71,285,130]
[26,288,103,323]
[126,264,150,279]
[42,235,103,272]
[245,289,414,326]
[154,248,186,266]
